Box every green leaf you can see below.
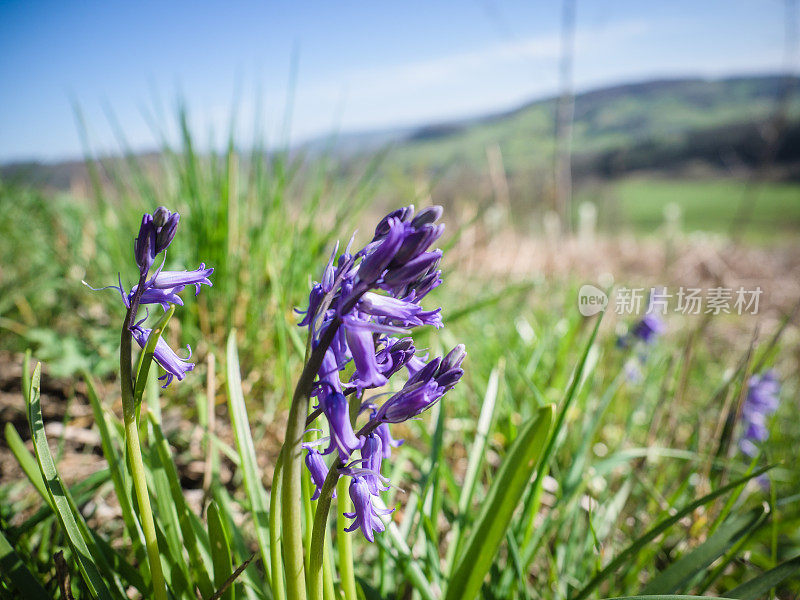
[570,465,774,600]
[4,423,50,504]
[727,554,800,600]
[444,361,502,574]
[640,506,767,594]
[147,412,214,598]
[84,372,148,566]
[600,596,735,600]
[25,362,116,600]
[225,330,273,587]
[208,501,235,600]
[0,528,50,600]
[445,403,555,600]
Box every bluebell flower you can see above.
[343,476,394,543]
[297,205,463,541]
[304,445,332,501]
[630,314,665,345]
[130,324,195,387]
[360,435,388,495]
[320,391,363,461]
[739,370,780,458]
[88,207,212,387]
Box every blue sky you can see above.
[0,1,793,162]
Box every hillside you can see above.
[378,75,800,178]
[2,74,799,192]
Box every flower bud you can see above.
[155,212,180,254]
[134,213,156,274]
[152,206,172,227]
[410,205,443,228]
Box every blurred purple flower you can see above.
[739,370,780,458]
[630,313,665,345]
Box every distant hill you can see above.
[375,74,800,179]
[2,74,799,191]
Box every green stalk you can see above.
[308,464,340,600]
[120,275,167,600]
[281,321,341,600]
[337,475,358,600]
[270,452,286,600]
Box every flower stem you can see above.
[120,275,167,600]
[308,464,340,600]
[281,320,341,600]
[337,475,358,600]
[269,452,286,600]
[124,412,167,600]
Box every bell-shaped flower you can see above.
[345,323,388,391]
[343,476,394,543]
[150,263,214,295]
[134,213,156,275]
[130,324,194,387]
[360,434,388,495]
[321,391,363,461]
[304,445,332,501]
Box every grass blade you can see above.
[570,465,773,600]
[225,330,273,589]
[0,528,50,600]
[640,506,767,594]
[444,360,502,575]
[726,554,800,600]
[25,362,116,600]
[208,501,235,600]
[445,403,555,600]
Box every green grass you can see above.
[577,177,800,238]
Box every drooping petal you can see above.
[150,264,214,295]
[304,446,332,501]
[345,324,388,391]
[321,392,363,461]
[375,422,404,458]
[131,325,194,387]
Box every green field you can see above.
[577,177,800,238]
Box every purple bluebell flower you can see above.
[88,207,212,387]
[375,337,416,378]
[130,324,195,387]
[297,205,463,541]
[343,476,394,543]
[630,314,665,345]
[153,208,180,254]
[134,214,156,275]
[739,370,780,458]
[304,446,332,501]
[321,391,363,461]
[345,325,389,391]
[360,435,388,495]
[150,264,213,295]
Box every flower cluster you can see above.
[299,205,464,541]
[738,370,780,458]
[91,207,213,386]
